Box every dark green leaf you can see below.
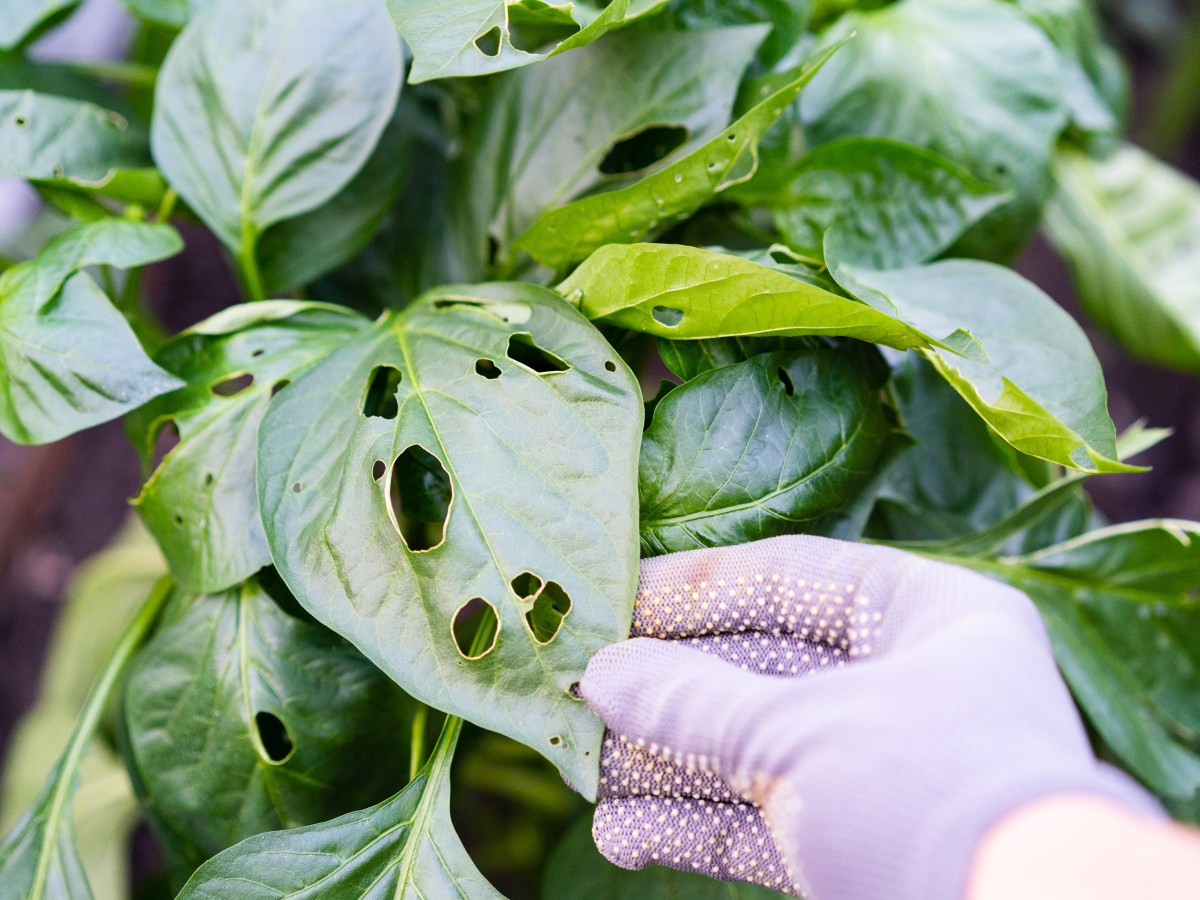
[151,0,403,283]
[121,576,415,867]
[0,91,148,185]
[391,0,667,84]
[658,335,808,382]
[452,27,764,278]
[1044,144,1200,372]
[0,220,184,445]
[516,45,838,268]
[177,716,500,898]
[640,346,892,555]
[0,0,78,52]
[543,817,789,899]
[127,302,368,593]
[257,283,643,796]
[769,137,1010,268]
[800,0,1067,259]
[829,251,1133,473]
[658,0,812,69]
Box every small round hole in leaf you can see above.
[511,571,543,599]
[475,358,502,379]
[211,372,254,397]
[362,364,402,419]
[525,580,572,644]
[452,598,499,660]
[254,711,295,763]
[372,459,386,481]
[271,379,289,397]
[549,735,561,746]
[651,306,684,328]
[604,360,617,373]
[777,367,795,397]
[12,114,28,128]
[474,25,502,56]
[204,472,214,486]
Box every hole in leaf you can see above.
[149,419,179,472]
[549,735,561,746]
[204,472,214,486]
[211,372,254,397]
[271,379,289,397]
[568,682,582,699]
[604,360,617,373]
[485,235,500,268]
[716,145,758,191]
[506,333,570,374]
[254,711,295,763]
[526,580,572,644]
[372,459,386,481]
[251,348,265,358]
[651,306,684,327]
[51,163,64,178]
[12,114,28,128]
[474,25,502,56]
[173,513,184,526]
[388,445,451,553]
[291,482,303,493]
[452,598,499,660]
[475,358,501,379]
[432,298,532,324]
[511,571,543,599]
[778,367,795,397]
[362,364,402,419]
[599,124,689,176]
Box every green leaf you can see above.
[0,91,148,185]
[150,0,403,290]
[1044,144,1200,372]
[391,0,667,84]
[0,581,170,900]
[543,816,789,899]
[516,45,837,268]
[640,346,892,555]
[257,100,422,297]
[967,521,1200,812]
[657,0,812,69]
[829,252,1134,473]
[121,576,415,868]
[768,137,1010,268]
[127,301,368,593]
[800,0,1067,259]
[658,335,809,382]
[119,0,203,27]
[452,26,764,278]
[0,0,78,51]
[257,283,643,796]
[0,220,184,445]
[177,715,501,899]
[559,242,931,349]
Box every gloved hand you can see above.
[581,535,1160,900]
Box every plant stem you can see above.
[61,60,159,88]
[156,188,178,224]
[27,578,172,899]
[408,704,429,783]
[237,231,265,301]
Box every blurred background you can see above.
[1,0,1198,894]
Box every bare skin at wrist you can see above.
[968,794,1200,900]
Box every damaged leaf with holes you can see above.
[257,283,643,797]
[119,576,416,874]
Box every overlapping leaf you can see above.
[391,0,667,83]
[641,346,892,555]
[0,220,183,445]
[127,302,367,593]
[0,0,78,51]
[257,283,643,795]
[121,577,415,869]
[516,45,839,268]
[151,0,402,289]
[1045,143,1200,372]
[451,26,764,278]
[800,0,1066,259]
[177,717,501,899]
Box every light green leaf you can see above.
[127,302,368,593]
[151,0,402,288]
[391,0,667,84]
[452,26,764,278]
[965,520,1200,813]
[0,91,147,185]
[0,0,78,51]
[830,252,1134,473]
[119,0,206,27]
[121,576,415,869]
[769,137,1010,268]
[1044,144,1200,372]
[516,45,837,268]
[559,242,931,349]
[800,0,1066,259]
[177,716,501,899]
[257,283,643,796]
[257,100,422,296]
[657,0,812,69]
[640,346,892,555]
[0,582,170,900]
[543,816,788,899]
[0,220,184,445]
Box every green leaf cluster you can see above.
[2,0,1199,896]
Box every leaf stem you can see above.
[25,577,172,899]
[61,60,159,88]
[237,231,266,301]
[408,704,428,783]
[156,188,178,224]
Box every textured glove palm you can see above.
[581,536,1158,900]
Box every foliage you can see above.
[1,0,1198,896]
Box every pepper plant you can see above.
[1,0,1199,896]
